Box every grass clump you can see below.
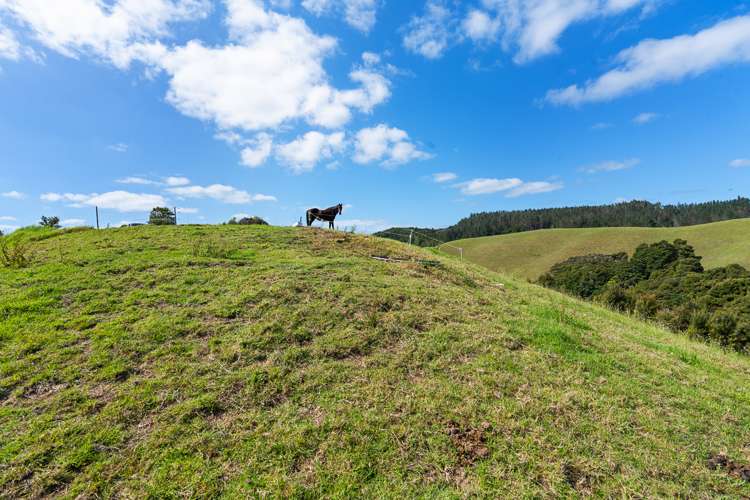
[0,238,32,268]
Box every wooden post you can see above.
[95,206,100,230]
[173,207,177,225]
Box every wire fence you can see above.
[374,228,464,261]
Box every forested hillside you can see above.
[377,198,750,246]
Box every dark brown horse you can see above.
[306,204,343,229]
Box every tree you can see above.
[149,207,176,225]
[40,216,60,228]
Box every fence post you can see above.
[95,206,100,230]
[409,229,413,246]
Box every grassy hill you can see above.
[443,218,750,281]
[2,225,750,497]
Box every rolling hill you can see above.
[2,225,750,497]
[443,218,750,281]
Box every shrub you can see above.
[228,216,268,225]
[730,321,750,352]
[0,238,32,268]
[687,309,710,341]
[596,283,634,312]
[708,312,737,346]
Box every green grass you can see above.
[2,225,750,497]
[444,218,750,281]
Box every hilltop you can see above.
[444,218,750,281]
[2,225,750,497]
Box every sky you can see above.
[1,0,749,233]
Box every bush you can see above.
[596,283,634,312]
[0,238,32,268]
[687,309,711,340]
[227,216,268,225]
[708,312,737,346]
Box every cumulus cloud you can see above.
[239,133,273,168]
[462,9,500,43]
[0,0,211,68]
[581,158,640,174]
[403,1,453,59]
[0,21,22,60]
[276,131,345,173]
[546,15,750,105]
[432,172,458,183]
[1,0,393,169]
[0,215,17,221]
[353,124,431,166]
[454,177,562,196]
[1,190,25,199]
[633,112,659,124]
[730,159,750,168]
[41,191,167,212]
[301,0,380,33]
[116,175,190,186]
[166,183,275,204]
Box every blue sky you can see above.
[1,0,749,233]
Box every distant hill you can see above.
[376,197,750,246]
[443,218,750,281]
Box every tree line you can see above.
[539,239,750,353]
[376,197,750,246]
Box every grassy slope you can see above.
[1,225,750,497]
[444,218,750,281]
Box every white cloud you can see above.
[454,177,522,195]
[0,0,211,68]
[116,176,157,185]
[42,191,167,212]
[276,131,345,173]
[403,1,453,59]
[730,158,750,168]
[462,9,500,43]
[432,172,457,183]
[61,218,87,227]
[176,207,198,214]
[0,21,21,60]
[141,2,390,133]
[166,183,273,204]
[506,181,563,197]
[633,112,659,124]
[301,0,380,33]
[353,124,431,166]
[454,177,562,197]
[251,193,277,202]
[240,133,273,168]
[1,190,25,199]
[164,176,190,186]
[546,15,750,105]
[0,215,16,221]
[108,143,128,152]
[581,158,640,174]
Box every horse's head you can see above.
[337,203,343,215]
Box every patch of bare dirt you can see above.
[562,463,593,493]
[707,452,750,482]
[446,421,491,466]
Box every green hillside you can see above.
[444,218,750,281]
[2,225,750,497]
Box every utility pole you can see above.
[95,206,100,230]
